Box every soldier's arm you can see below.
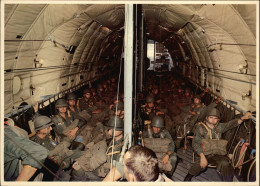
[16,165,37,181]
[103,166,122,182]
[51,116,63,135]
[220,112,252,133]
[164,130,175,156]
[192,124,203,156]
[5,128,49,177]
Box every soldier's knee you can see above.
[218,159,230,168]
[170,155,177,163]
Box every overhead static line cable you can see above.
[4,64,88,74]
[207,72,256,85]
[5,63,86,71]
[192,64,256,76]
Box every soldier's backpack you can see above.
[199,122,228,156]
[73,140,107,172]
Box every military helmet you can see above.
[83,89,91,95]
[146,95,155,103]
[34,115,53,131]
[67,92,77,100]
[153,85,159,89]
[97,84,103,89]
[185,88,191,93]
[112,101,124,111]
[55,99,68,108]
[193,95,201,100]
[113,96,119,101]
[207,108,220,118]
[151,116,164,128]
[106,116,124,131]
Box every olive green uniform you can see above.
[143,128,177,175]
[189,118,240,181]
[4,125,49,181]
[30,134,56,151]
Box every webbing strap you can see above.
[199,122,212,139]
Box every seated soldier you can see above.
[142,116,177,178]
[141,95,163,121]
[103,145,173,182]
[184,108,252,181]
[4,119,49,181]
[51,99,85,144]
[70,116,125,181]
[66,92,80,115]
[30,115,82,171]
[78,89,95,112]
[151,85,162,104]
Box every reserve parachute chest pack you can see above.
[199,122,228,156]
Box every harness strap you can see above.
[199,122,212,139]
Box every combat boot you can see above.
[184,173,193,181]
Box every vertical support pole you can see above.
[138,8,144,92]
[124,4,134,147]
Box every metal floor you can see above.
[172,145,223,182]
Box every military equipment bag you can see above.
[144,138,171,153]
[199,122,228,155]
[74,140,107,172]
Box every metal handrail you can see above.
[4,76,100,118]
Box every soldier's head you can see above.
[34,115,53,138]
[177,87,184,94]
[146,95,155,108]
[83,89,92,99]
[91,88,96,96]
[97,84,103,93]
[106,116,124,138]
[184,88,191,96]
[151,116,164,134]
[112,101,124,117]
[152,85,159,95]
[112,96,120,104]
[123,145,159,181]
[66,92,77,106]
[55,99,68,113]
[103,81,108,89]
[111,77,116,83]
[206,108,220,125]
[193,95,201,104]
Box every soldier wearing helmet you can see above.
[66,92,81,115]
[184,108,252,182]
[70,116,125,181]
[78,89,95,112]
[30,115,56,151]
[142,116,177,178]
[51,99,85,141]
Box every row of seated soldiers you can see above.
[137,75,223,178]
[140,76,215,147]
[138,74,252,182]
[28,76,129,181]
